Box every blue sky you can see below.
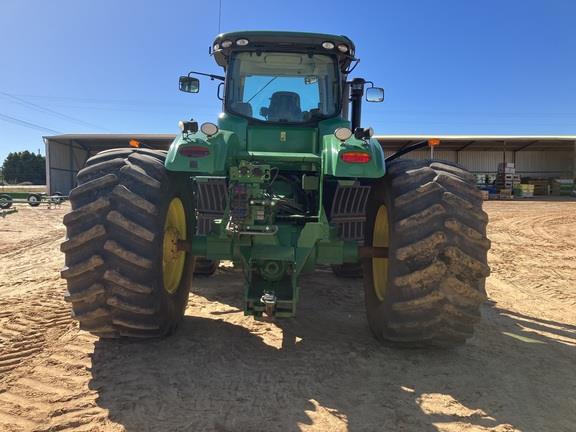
[1,0,575,163]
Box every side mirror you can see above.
[179,76,200,93]
[259,107,269,118]
[366,87,384,102]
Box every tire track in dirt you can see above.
[0,207,73,380]
[0,333,113,432]
[0,207,117,431]
[0,289,73,375]
[485,200,576,319]
[1,201,575,431]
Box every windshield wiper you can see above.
[246,77,278,103]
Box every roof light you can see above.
[334,127,353,141]
[337,44,349,53]
[221,39,233,48]
[213,43,220,51]
[340,151,371,164]
[178,120,198,133]
[322,41,335,49]
[354,127,374,140]
[200,122,219,137]
[236,38,249,46]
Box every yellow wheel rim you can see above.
[162,197,187,294]
[372,205,390,301]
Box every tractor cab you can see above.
[213,32,355,126]
[177,31,384,160]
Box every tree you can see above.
[2,151,46,184]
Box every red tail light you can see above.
[340,151,371,164]
[179,145,210,158]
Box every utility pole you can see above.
[218,0,222,34]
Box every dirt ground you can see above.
[0,199,575,432]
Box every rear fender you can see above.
[165,131,239,175]
[322,134,385,178]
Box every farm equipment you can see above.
[0,208,18,218]
[61,31,490,347]
[0,192,65,209]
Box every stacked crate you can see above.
[496,163,520,196]
[513,184,535,198]
[551,179,574,196]
[527,179,550,196]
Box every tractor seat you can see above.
[267,91,303,122]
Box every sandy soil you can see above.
[0,199,575,432]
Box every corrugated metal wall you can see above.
[384,149,573,177]
[515,151,573,176]
[46,141,89,194]
[383,149,457,162]
[458,151,515,172]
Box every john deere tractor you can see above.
[61,31,490,347]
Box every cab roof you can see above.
[212,31,356,71]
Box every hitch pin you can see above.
[260,292,277,317]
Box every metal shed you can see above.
[44,134,174,194]
[44,134,576,194]
[378,135,576,178]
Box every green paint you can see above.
[165,130,240,174]
[322,135,386,178]
[167,30,387,318]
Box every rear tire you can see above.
[50,192,64,204]
[364,159,490,348]
[0,194,12,209]
[27,193,42,207]
[193,258,219,276]
[61,148,192,338]
[331,263,363,278]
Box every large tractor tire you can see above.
[193,258,219,276]
[364,159,490,348]
[331,263,363,278]
[61,148,192,338]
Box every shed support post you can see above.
[573,141,576,180]
[44,138,51,195]
[69,141,75,191]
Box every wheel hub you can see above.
[372,205,390,301]
[162,198,187,294]
[163,227,180,262]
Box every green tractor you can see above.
[61,31,490,347]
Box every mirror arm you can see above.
[217,83,224,101]
[187,71,225,81]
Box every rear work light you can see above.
[340,151,371,164]
[179,146,210,158]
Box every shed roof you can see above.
[43,134,175,151]
[374,135,576,152]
